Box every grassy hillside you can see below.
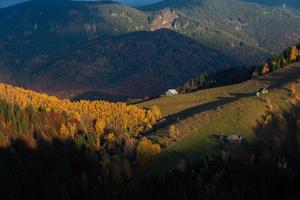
[138,62,300,173]
[175,43,300,94]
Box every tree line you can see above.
[253,44,300,76]
[177,43,300,94]
[177,66,254,94]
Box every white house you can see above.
[165,89,178,96]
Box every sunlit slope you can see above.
[139,62,300,116]
[137,62,300,173]
[0,81,160,136]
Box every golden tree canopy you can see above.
[136,138,160,166]
[95,119,106,135]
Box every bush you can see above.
[168,125,179,140]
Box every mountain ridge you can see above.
[26,29,238,100]
[0,0,300,100]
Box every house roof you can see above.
[167,89,178,94]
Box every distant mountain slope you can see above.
[27,29,237,100]
[143,0,300,62]
[0,0,162,8]
[1,0,299,64]
[0,0,25,8]
[242,0,300,8]
[0,0,150,88]
[0,0,148,57]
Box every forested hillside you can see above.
[242,0,300,8]
[0,0,148,56]
[143,0,300,61]
[27,29,236,99]
[0,81,162,136]
[0,0,148,81]
[0,80,164,193]
[1,0,300,100]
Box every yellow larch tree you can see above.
[95,119,106,135]
[0,82,161,138]
[136,138,160,166]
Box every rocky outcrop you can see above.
[150,9,179,31]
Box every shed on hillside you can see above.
[165,89,178,96]
[225,135,243,143]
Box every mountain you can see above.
[2,0,298,9]
[0,0,25,8]
[26,29,237,100]
[0,0,150,89]
[0,0,239,100]
[242,0,300,8]
[0,0,162,8]
[1,0,300,101]
[143,0,300,59]
[114,0,162,6]
[0,0,148,56]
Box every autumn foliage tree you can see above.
[59,122,77,139]
[289,45,300,62]
[254,44,300,76]
[0,81,163,185]
[0,82,162,138]
[150,105,162,120]
[137,138,161,166]
[95,119,106,135]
